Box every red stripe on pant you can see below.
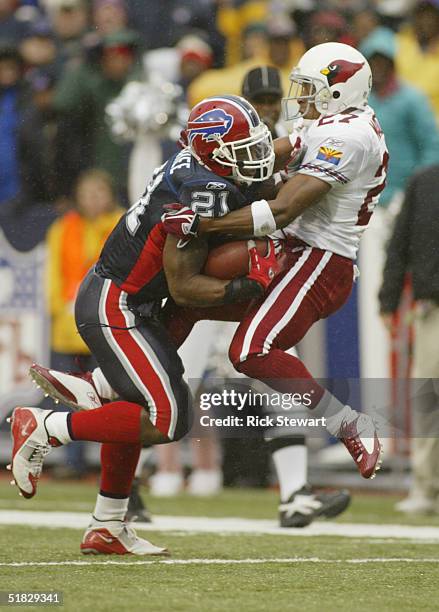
[104,282,174,439]
[230,248,327,362]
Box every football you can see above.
[203,239,268,280]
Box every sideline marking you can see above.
[1,510,439,541]
[1,558,439,567]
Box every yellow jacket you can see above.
[188,39,305,107]
[396,28,439,120]
[47,208,123,354]
[217,1,268,66]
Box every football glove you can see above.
[247,238,281,290]
[161,204,200,248]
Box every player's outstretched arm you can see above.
[163,235,279,307]
[163,174,330,240]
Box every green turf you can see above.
[1,481,439,611]
[1,527,438,612]
[1,479,439,525]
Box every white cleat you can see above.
[29,364,103,411]
[9,407,61,498]
[80,520,169,556]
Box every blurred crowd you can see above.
[2,0,439,217]
[2,0,439,508]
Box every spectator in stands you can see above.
[93,0,128,36]
[177,33,213,96]
[53,28,141,202]
[188,13,304,106]
[305,9,351,48]
[396,0,439,118]
[216,0,268,66]
[351,4,381,47]
[360,26,439,208]
[241,22,268,61]
[19,17,59,72]
[0,0,28,43]
[379,165,439,515]
[0,44,28,206]
[266,14,304,77]
[125,0,224,66]
[45,0,89,70]
[18,66,61,206]
[46,168,123,478]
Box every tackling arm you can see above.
[200,173,330,237]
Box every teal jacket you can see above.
[369,82,439,207]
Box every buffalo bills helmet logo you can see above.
[187,108,234,144]
[320,60,364,86]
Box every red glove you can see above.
[161,204,200,247]
[246,238,281,290]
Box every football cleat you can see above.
[126,478,152,523]
[80,521,168,556]
[279,485,351,528]
[339,414,383,479]
[29,363,103,411]
[8,407,61,499]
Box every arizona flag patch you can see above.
[316,146,343,165]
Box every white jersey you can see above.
[274,105,388,259]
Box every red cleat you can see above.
[80,522,168,556]
[7,407,60,498]
[29,363,103,411]
[339,414,383,479]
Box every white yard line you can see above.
[1,510,439,541]
[1,558,439,568]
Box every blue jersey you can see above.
[96,149,263,303]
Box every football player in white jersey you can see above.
[163,42,388,481]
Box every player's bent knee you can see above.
[229,350,270,378]
[169,379,193,442]
[144,379,193,444]
[228,342,244,372]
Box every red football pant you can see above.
[165,242,354,408]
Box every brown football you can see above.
[203,239,268,280]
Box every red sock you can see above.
[69,401,144,444]
[236,349,325,408]
[100,442,141,497]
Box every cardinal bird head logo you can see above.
[320,60,364,86]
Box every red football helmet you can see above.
[186,95,275,183]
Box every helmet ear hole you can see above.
[333,91,341,99]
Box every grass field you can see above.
[1,479,439,611]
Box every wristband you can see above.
[251,199,277,237]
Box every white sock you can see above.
[134,448,153,478]
[272,444,307,501]
[92,493,129,522]
[313,390,358,436]
[44,412,72,445]
[92,368,118,400]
